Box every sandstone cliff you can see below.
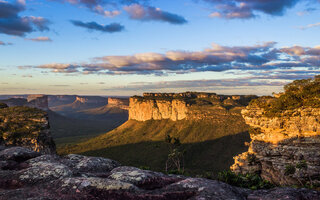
[231,101,320,186]
[27,95,49,110]
[129,92,257,121]
[0,104,56,154]
[108,97,129,110]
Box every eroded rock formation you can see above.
[27,95,49,110]
[129,92,257,121]
[0,145,319,200]
[108,97,129,110]
[231,103,320,186]
[0,105,56,154]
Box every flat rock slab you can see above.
[0,146,319,200]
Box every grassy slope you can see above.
[59,106,250,176]
[48,111,127,147]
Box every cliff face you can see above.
[27,95,49,110]
[231,103,320,186]
[129,98,188,121]
[0,104,56,154]
[129,92,257,121]
[108,97,129,110]
[75,96,107,104]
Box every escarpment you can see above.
[129,92,257,121]
[0,104,56,154]
[231,76,320,187]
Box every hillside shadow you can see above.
[81,131,250,176]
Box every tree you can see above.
[165,134,185,174]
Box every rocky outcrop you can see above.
[108,97,129,110]
[0,146,319,200]
[0,105,56,154]
[129,97,188,121]
[231,104,320,186]
[27,95,49,110]
[75,96,107,104]
[129,92,257,121]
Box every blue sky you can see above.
[1,0,320,95]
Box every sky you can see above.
[0,0,320,96]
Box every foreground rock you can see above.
[0,146,319,200]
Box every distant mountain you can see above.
[48,95,77,107]
[50,96,108,116]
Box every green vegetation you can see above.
[58,108,250,176]
[284,164,296,176]
[165,135,185,173]
[0,103,8,109]
[296,160,308,169]
[48,110,127,147]
[0,106,47,143]
[218,170,274,190]
[250,76,320,117]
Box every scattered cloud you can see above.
[205,0,316,19]
[52,0,146,17]
[124,4,187,24]
[297,7,317,16]
[25,36,52,42]
[49,84,70,87]
[71,20,124,33]
[22,74,33,78]
[0,40,12,45]
[0,0,50,36]
[299,22,320,30]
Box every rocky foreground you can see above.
[0,146,319,200]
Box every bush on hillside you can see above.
[218,170,274,190]
[250,75,320,116]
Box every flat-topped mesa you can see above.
[75,96,107,104]
[143,92,217,99]
[27,95,49,111]
[108,98,129,110]
[129,92,257,121]
[231,77,320,186]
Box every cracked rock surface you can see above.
[0,146,319,200]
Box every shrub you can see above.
[285,164,296,175]
[217,170,274,190]
[250,76,320,117]
[296,160,308,169]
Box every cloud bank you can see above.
[71,20,125,33]
[24,42,320,77]
[0,40,12,45]
[124,4,187,24]
[25,37,52,42]
[205,0,317,19]
[0,0,50,36]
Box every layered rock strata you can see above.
[27,95,49,110]
[231,104,320,186]
[129,92,257,121]
[108,97,129,110]
[0,146,319,200]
